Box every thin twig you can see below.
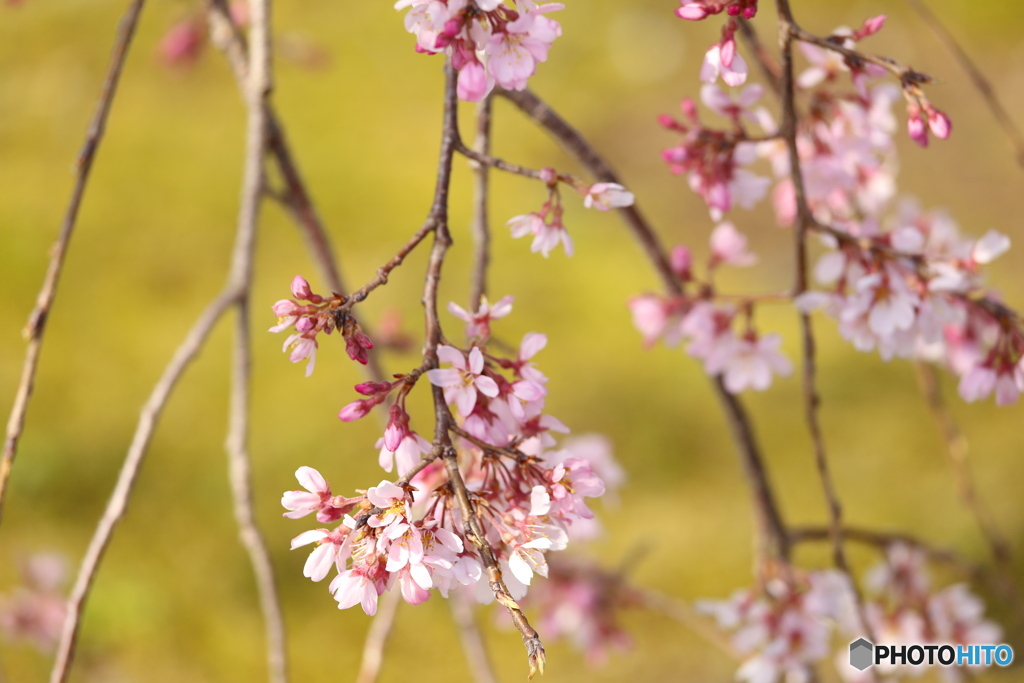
[776,0,873,642]
[496,87,791,563]
[50,291,237,683]
[469,96,493,312]
[915,364,1010,566]
[0,0,146,525]
[914,363,1022,628]
[789,525,981,579]
[635,589,737,660]
[221,0,289,681]
[902,0,1024,170]
[354,589,401,683]
[451,590,499,683]
[424,64,546,678]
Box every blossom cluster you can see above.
[701,548,998,683]
[508,169,636,258]
[269,275,374,376]
[630,222,792,394]
[699,569,854,683]
[841,544,1000,682]
[646,8,1024,404]
[0,553,67,653]
[395,0,564,102]
[278,289,613,614]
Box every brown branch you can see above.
[789,525,981,579]
[424,65,545,678]
[205,0,389,386]
[450,590,499,683]
[0,0,146,525]
[340,221,437,312]
[902,0,1024,170]
[635,589,738,660]
[776,0,872,641]
[496,87,791,564]
[354,589,401,683]
[456,141,547,182]
[914,363,1022,627]
[468,96,494,312]
[221,1,289,681]
[50,291,237,683]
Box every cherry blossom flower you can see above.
[705,333,792,393]
[508,210,573,257]
[427,345,500,417]
[448,295,514,339]
[582,183,635,211]
[395,0,564,102]
[709,222,757,268]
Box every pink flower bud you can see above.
[295,317,315,333]
[290,275,313,300]
[671,245,693,281]
[384,423,404,451]
[927,108,951,140]
[539,167,558,184]
[339,400,372,422]
[675,3,709,20]
[906,105,928,147]
[857,14,886,39]
[354,381,392,396]
[271,299,300,317]
[228,1,249,27]
[159,19,204,67]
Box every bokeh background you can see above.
[2,1,1024,681]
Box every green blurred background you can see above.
[2,0,1024,681]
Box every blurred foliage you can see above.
[1,0,1024,681]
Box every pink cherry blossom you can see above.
[705,333,792,393]
[427,346,500,417]
[709,222,757,268]
[448,295,514,339]
[582,183,635,211]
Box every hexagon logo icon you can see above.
[850,638,874,671]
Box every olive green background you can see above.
[2,1,1023,681]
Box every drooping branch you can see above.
[423,65,546,678]
[0,0,146,526]
[50,291,237,683]
[789,525,981,579]
[468,96,494,312]
[775,0,873,639]
[221,0,289,681]
[496,86,791,564]
[354,589,401,683]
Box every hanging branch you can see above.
[50,292,236,683]
[468,96,494,311]
[206,0,388,387]
[221,0,289,681]
[354,589,402,683]
[422,65,546,678]
[0,0,146,526]
[774,0,873,639]
[450,590,499,683]
[495,87,791,565]
[789,525,981,580]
